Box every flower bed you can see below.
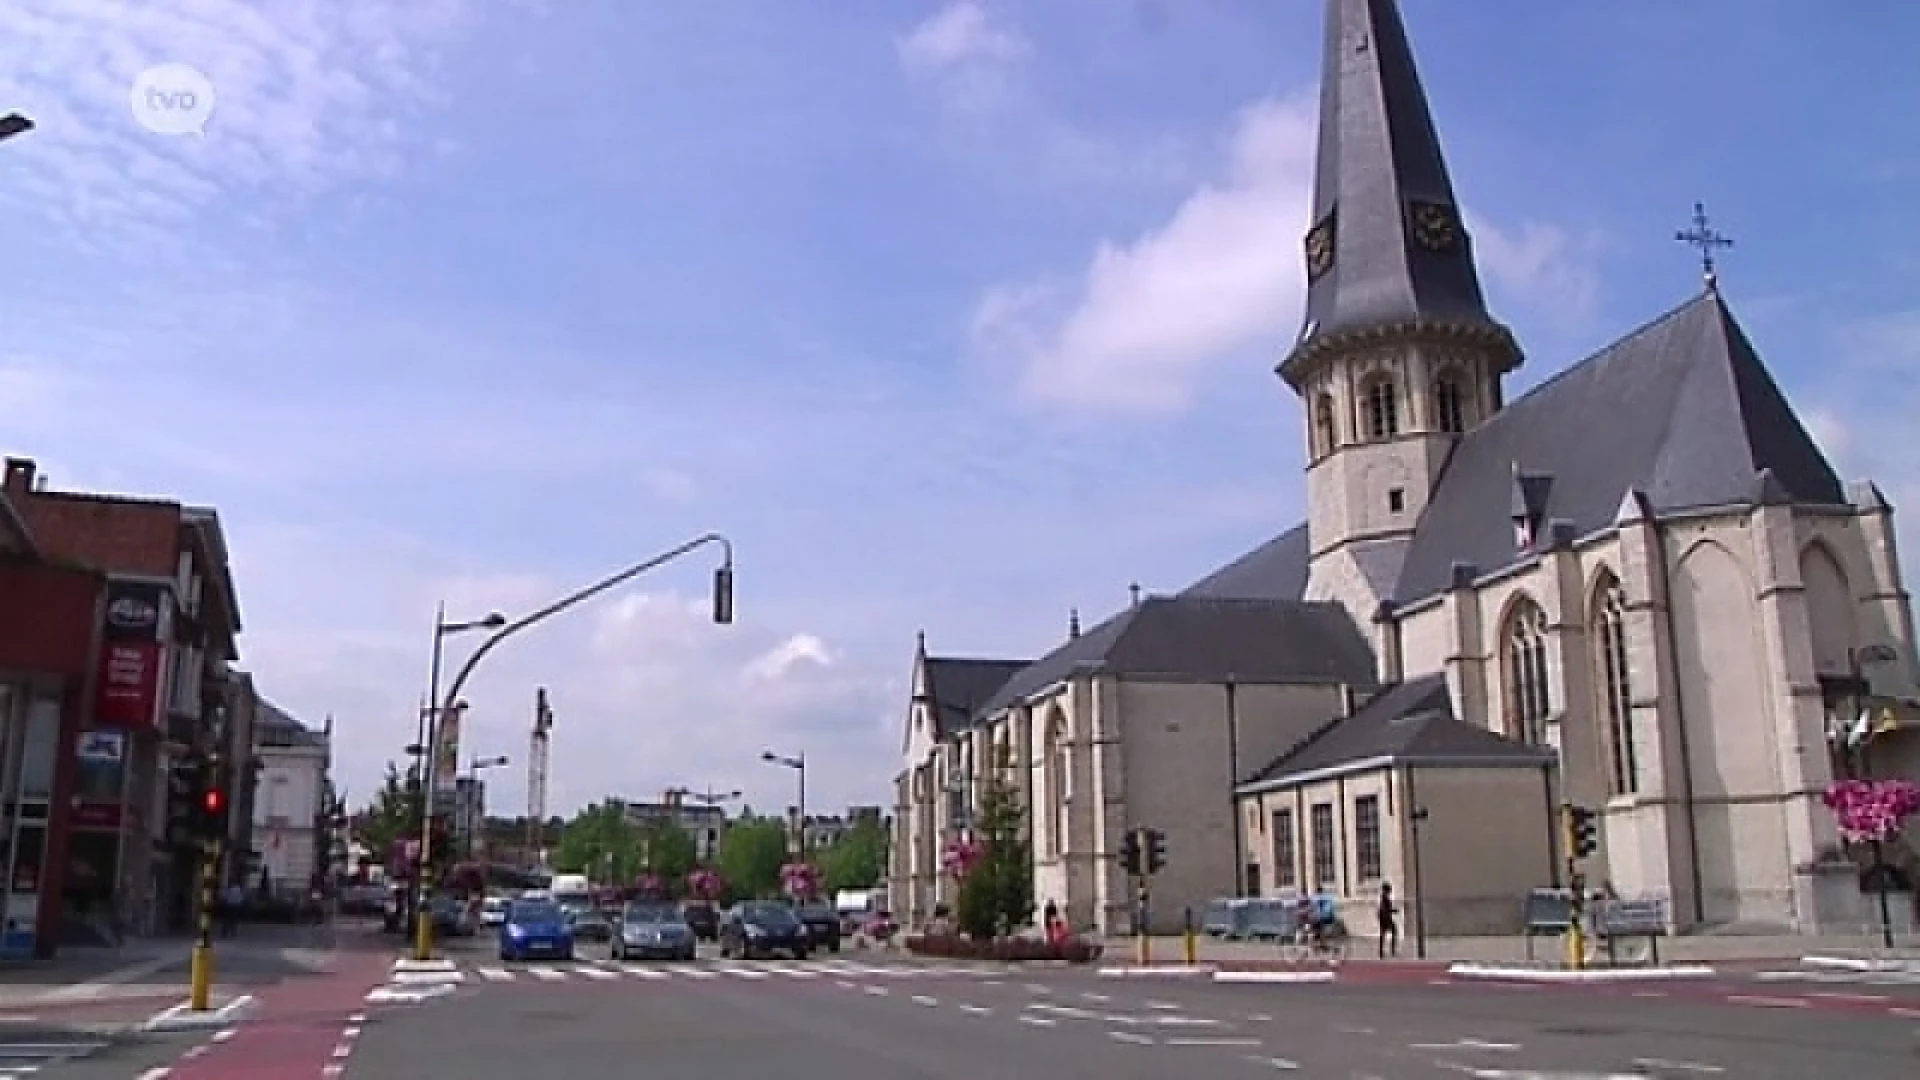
[904,933,1102,963]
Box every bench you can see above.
[1593,896,1668,966]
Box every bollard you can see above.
[1182,906,1197,966]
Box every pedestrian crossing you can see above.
[1752,966,1920,987]
[467,958,1004,985]
[0,1038,109,1078]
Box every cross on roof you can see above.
[1675,202,1734,289]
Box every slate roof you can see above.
[1179,524,1310,601]
[921,657,1026,739]
[1282,0,1518,386]
[1239,673,1554,792]
[974,596,1378,719]
[1392,289,1846,603]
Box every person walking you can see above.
[1376,882,1399,958]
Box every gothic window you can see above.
[1434,370,1467,433]
[1314,393,1338,457]
[1362,377,1399,440]
[1592,578,1640,795]
[1502,598,1552,745]
[1044,711,1068,857]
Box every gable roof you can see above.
[1239,673,1553,791]
[1393,289,1846,604]
[921,657,1026,739]
[1179,524,1310,601]
[975,595,1378,719]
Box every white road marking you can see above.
[715,964,770,980]
[669,965,716,979]
[1146,1000,1180,1010]
[1631,1058,1724,1074]
[1109,1031,1155,1045]
[911,995,939,1007]
[1167,1036,1260,1047]
[621,965,668,980]
[1891,1007,1920,1019]
[864,986,890,997]
[1809,990,1888,1003]
[959,1004,992,1016]
[1725,995,1810,1009]
[1409,1038,1518,1052]
[528,966,566,981]
[1019,1015,1056,1027]
[478,967,512,981]
[1081,991,1110,1002]
[1024,983,1051,994]
[575,966,617,980]
[1244,1056,1301,1070]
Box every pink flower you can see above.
[1824,779,1920,844]
[686,868,724,901]
[780,862,821,900]
[942,837,983,879]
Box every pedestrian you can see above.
[219,882,244,938]
[1376,881,1399,958]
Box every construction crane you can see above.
[526,687,553,867]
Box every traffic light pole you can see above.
[190,835,220,1009]
[1559,804,1587,971]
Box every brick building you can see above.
[1,458,243,942]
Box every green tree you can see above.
[553,801,644,882]
[355,761,421,858]
[820,816,889,893]
[717,817,788,899]
[956,765,1033,939]
[640,819,698,885]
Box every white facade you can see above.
[253,728,328,897]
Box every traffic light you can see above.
[193,755,227,840]
[1563,804,1600,860]
[1145,828,1167,875]
[1118,828,1142,876]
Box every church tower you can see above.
[1284,0,1522,619]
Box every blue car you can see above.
[499,899,576,963]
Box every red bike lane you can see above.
[157,948,396,1079]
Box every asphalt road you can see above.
[345,954,1920,1078]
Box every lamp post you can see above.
[0,113,33,142]
[761,750,806,858]
[411,608,504,935]
[1846,643,1901,949]
[412,532,736,961]
[1409,806,1430,960]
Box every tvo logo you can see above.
[129,63,216,136]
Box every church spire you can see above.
[1280,0,1518,390]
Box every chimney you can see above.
[1340,683,1361,717]
[1068,609,1081,639]
[3,457,34,498]
[1128,582,1142,608]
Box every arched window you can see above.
[1434,371,1467,434]
[1502,598,1552,745]
[1592,577,1639,795]
[1314,393,1338,457]
[1044,711,1069,857]
[1362,377,1399,439]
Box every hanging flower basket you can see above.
[1823,778,1920,844]
[941,837,983,880]
[632,872,667,901]
[686,868,724,902]
[780,862,821,900]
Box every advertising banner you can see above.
[433,706,462,796]
[95,580,166,730]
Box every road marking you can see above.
[1168,1036,1260,1047]
[1244,1056,1302,1070]
[864,986,890,997]
[835,979,858,989]
[1409,1038,1518,1052]
[1631,1058,1724,1074]
[668,965,715,980]
[1030,1003,1100,1020]
[1109,1031,1155,1045]
[959,1004,992,1016]
[478,967,512,981]
[575,966,617,980]
[621,965,668,980]
[1334,1024,1370,1034]
[528,966,566,981]
[1149,1015,1224,1027]
[1889,1006,1920,1019]
[1019,1015,1056,1027]
[1025,984,1051,994]
[211,1029,236,1043]
[911,995,939,1007]
[1809,990,1888,1003]
[341,1026,362,1039]
[715,964,770,980]
[1081,991,1111,1002]
[137,1069,172,1080]
[1146,1000,1181,1010]
[1725,995,1810,1009]
[765,963,818,979]
[1631,990,1666,998]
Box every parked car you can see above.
[567,905,613,942]
[499,899,575,962]
[479,896,509,928]
[718,901,810,961]
[793,902,841,952]
[429,894,477,937]
[682,902,719,942]
[611,902,697,962]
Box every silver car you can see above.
[610,901,697,962]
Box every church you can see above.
[889,0,1919,939]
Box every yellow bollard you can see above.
[189,943,213,1011]
[189,837,218,1011]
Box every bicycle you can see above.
[1279,918,1350,964]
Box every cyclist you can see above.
[1305,888,1340,945]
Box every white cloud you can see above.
[0,0,494,244]
[897,2,1028,74]
[973,97,1317,414]
[1467,215,1604,329]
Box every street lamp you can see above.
[762,750,806,858]
[413,532,736,961]
[459,755,509,859]
[1846,643,1902,949]
[668,785,743,808]
[0,113,33,142]
[409,605,502,959]
[1409,806,1430,960]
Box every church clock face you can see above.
[1408,199,1460,253]
[1305,211,1337,281]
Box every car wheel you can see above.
[794,947,810,961]
[828,940,840,954]
[562,948,574,962]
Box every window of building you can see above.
[1363,378,1399,439]
[1272,808,1297,890]
[1353,794,1382,882]
[1314,393,1338,457]
[1309,802,1336,887]
[1503,598,1553,744]
[1434,372,1467,433]
[1044,712,1068,857]
[1593,578,1640,795]
[1387,487,1405,513]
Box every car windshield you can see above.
[742,904,799,927]
[625,904,677,925]
[796,903,833,918]
[510,902,562,923]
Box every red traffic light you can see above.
[202,788,225,814]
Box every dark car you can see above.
[719,901,810,961]
[567,905,613,943]
[612,902,697,962]
[682,902,719,942]
[499,900,575,962]
[793,902,841,952]
[429,894,476,937]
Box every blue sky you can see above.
[2,0,1916,823]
